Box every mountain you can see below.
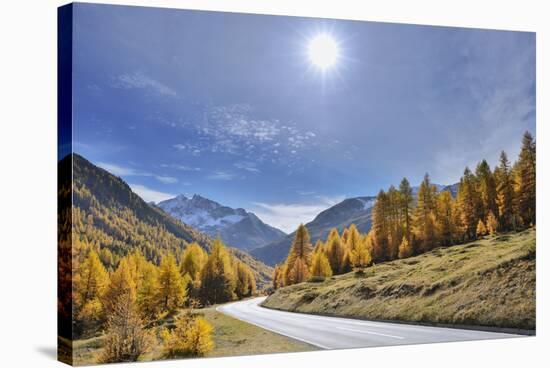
[251,196,376,266]
[412,183,449,196]
[157,194,286,251]
[63,153,272,288]
[441,183,459,197]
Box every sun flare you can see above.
[308,34,339,70]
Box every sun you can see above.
[308,34,339,70]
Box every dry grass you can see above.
[263,228,535,331]
[201,307,316,357]
[70,305,315,365]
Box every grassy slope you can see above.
[263,228,535,331]
[71,306,315,365]
[202,308,316,357]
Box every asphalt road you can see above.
[217,297,521,349]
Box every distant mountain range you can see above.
[441,183,459,197]
[66,154,273,288]
[251,196,376,266]
[158,195,286,251]
[68,151,459,276]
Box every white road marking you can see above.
[336,326,404,339]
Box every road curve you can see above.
[217,297,521,349]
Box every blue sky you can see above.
[72,4,535,233]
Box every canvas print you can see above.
[58,3,536,366]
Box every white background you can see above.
[0,0,546,367]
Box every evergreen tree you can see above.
[199,238,236,304]
[326,229,346,274]
[310,252,333,278]
[313,239,325,254]
[457,167,482,240]
[413,174,438,252]
[387,186,403,260]
[345,224,362,255]
[272,264,284,290]
[476,219,487,237]
[364,231,376,259]
[341,228,350,245]
[180,243,208,299]
[486,211,498,235]
[234,260,256,298]
[180,243,207,282]
[398,237,413,259]
[495,151,515,230]
[283,224,313,285]
[372,190,390,261]
[399,177,414,242]
[475,159,498,220]
[351,237,372,268]
[287,257,309,284]
[341,250,353,274]
[74,250,109,332]
[103,257,138,317]
[516,131,536,226]
[136,260,160,319]
[435,190,456,245]
[157,254,188,312]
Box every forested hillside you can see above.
[58,154,276,364]
[270,131,535,290]
[62,154,271,283]
[67,154,210,265]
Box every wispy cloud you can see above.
[173,143,201,156]
[97,162,178,184]
[178,104,321,167]
[161,163,201,172]
[97,162,138,176]
[234,161,261,173]
[206,171,236,181]
[112,72,177,97]
[155,176,178,184]
[129,184,175,203]
[251,195,345,233]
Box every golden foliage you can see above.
[486,211,498,235]
[310,252,332,278]
[476,219,487,237]
[199,238,237,304]
[157,254,188,312]
[74,250,109,328]
[398,237,413,259]
[161,314,214,358]
[283,224,313,285]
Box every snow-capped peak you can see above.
[157,193,286,251]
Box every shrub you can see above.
[161,314,214,358]
[308,275,326,283]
